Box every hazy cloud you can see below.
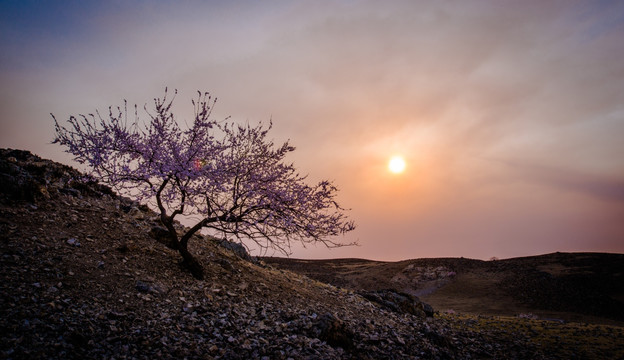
[1,0,623,259]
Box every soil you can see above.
[2,148,623,359]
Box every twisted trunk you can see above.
[178,243,204,280]
[154,180,204,279]
[160,215,204,279]
[166,223,204,280]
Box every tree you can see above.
[52,89,356,279]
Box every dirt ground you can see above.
[3,148,624,359]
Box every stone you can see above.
[136,280,151,293]
[135,280,165,294]
[359,289,434,318]
[59,188,81,197]
[216,238,253,261]
[149,226,177,249]
[313,313,354,350]
[3,148,610,360]
[423,302,435,317]
[127,206,144,219]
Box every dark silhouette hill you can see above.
[1,148,623,359]
[263,253,624,325]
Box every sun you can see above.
[388,156,406,174]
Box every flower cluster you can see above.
[53,89,355,268]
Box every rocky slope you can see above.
[1,149,623,359]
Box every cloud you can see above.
[495,160,624,204]
[1,1,624,259]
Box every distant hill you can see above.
[263,252,624,325]
[1,148,623,359]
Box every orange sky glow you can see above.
[1,1,623,260]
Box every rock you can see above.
[313,313,354,350]
[135,280,165,294]
[215,258,234,271]
[0,149,107,202]
[136,280,151,293]
[216,239,253,261]
[67,238,81,247]
[59,188,81,197]
[422,302,435,317]
[68,331,89,348]
[0,161,42,201]
[359,289,433,318]
[3,148,611,360]
[149,226,177,249]
[116,243,130,253]
[424,329,454,348]
[120,203,133,213]
[127,206,144,219]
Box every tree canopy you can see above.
[52,89,355,279]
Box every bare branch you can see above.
[52,89,356,279]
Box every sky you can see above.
[1,0,623,261]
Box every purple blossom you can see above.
[52,89,356,279]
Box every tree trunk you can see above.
[158,214,204,280]
[178,245,204,280]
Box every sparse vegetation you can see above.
[437,312,624,360]
[265,254,624,325]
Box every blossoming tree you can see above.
[52,89,355,279]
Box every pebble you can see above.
[2,150,622,360]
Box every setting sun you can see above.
[388,156,406,174]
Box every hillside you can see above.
[1,148,623,359]
[263,253,624,326]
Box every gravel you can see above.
[1,148,615,359]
